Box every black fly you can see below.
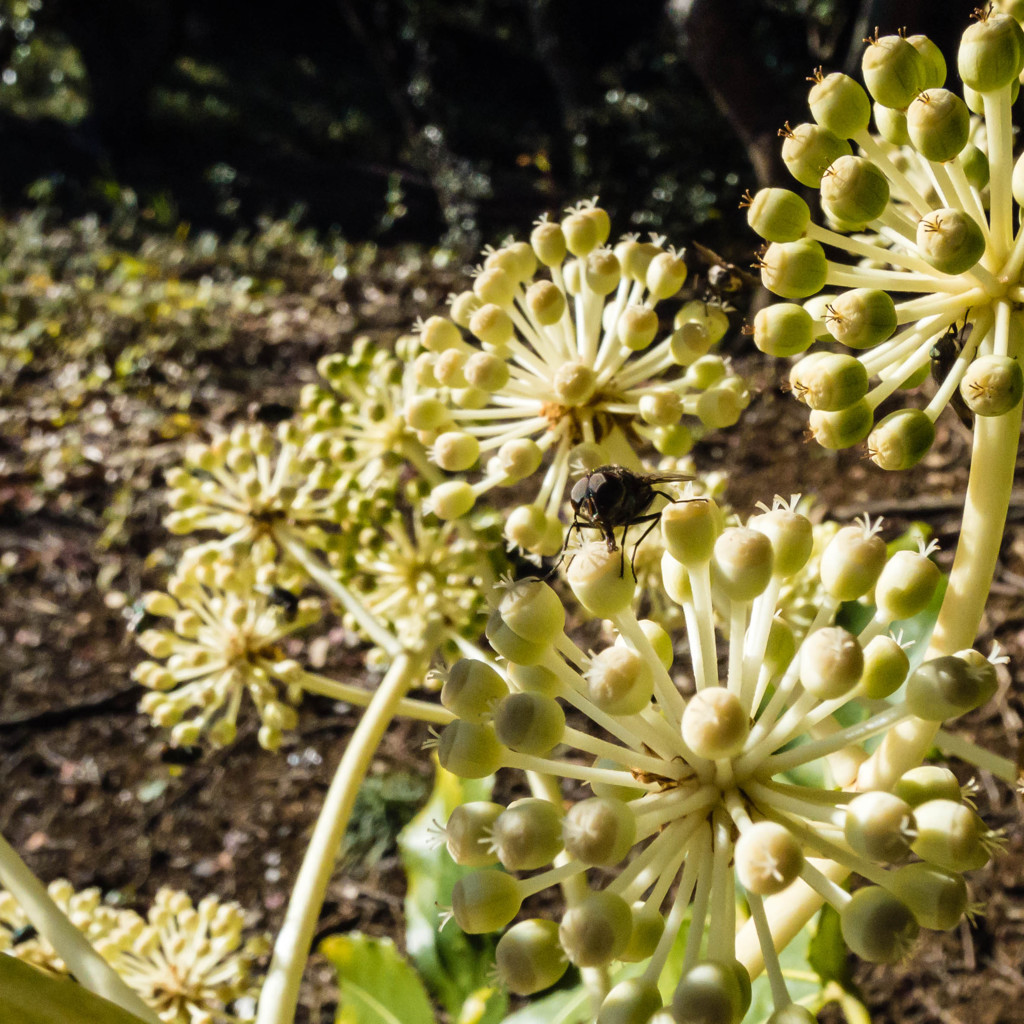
[686,240,759,303]
[931,316,974,428]
[559,465,695,578]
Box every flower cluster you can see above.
[747,13,1024,467]
[433,499,1002,1023]
[0,880,266,1024]
[404,199,749,556]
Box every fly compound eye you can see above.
[570,476,591,510]
[590,473,624,514]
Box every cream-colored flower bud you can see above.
[646,250,688,299]
[911,799,989,870]
[618,304,659,351]
[420,315,464,354]
[463,351,509,392]
[713,527,773,601]
[907,89,969,162]
[441,659,508,722]
[789,351,869,411]
[825,289,897,350]
[958,11,1024,93]
[525,279,567,326]
[615,238,662,282]
[960,354,1024,416]
[428,480,476,520]
[875,549,941,621]
[873,102,911,145]
[868,408,936,471]
[800,625,863,700]
[559,890,632,967]
[682,686,749,759]
[916,208,985,275]
[908,34,946,88]
[562,211,600,257]
[567,541,636,617]
[449,290,482,328]
[638,388,684,426]
[820,155,890,226]
[500,579,566,645]
[759,239,828,299]
[552,361,598,406]
[412,351,439,387]
[844,791,915,863]
[563,797,637,866]
[451,870,522,933]
[493,693,565,756]
[584,249,621,295]
[474,266,516,308]
[698,384,744,430]
[745,187,810,243]
[735,821,803,895]
[752,302,816,357]
[143,591,178,618]
[586,645,655,716]
[894,765,962,807]
[437,720,506,779]
[539,513,566,558]
[808,399,874,449]
[531,220,567,266]
[748,507,813,578]
[840,887,919,964]
[453,386,488,410]
[597,978,663,1024]
[494,438,543,483]
[781,122,852,187]
[433,348,467,388]
[808,71,871,138]
[859,634,910,700]
[635,618,674,670]
[433,431,480,472]
[469,303,514,348]
[496,919,568,995]
[862,33,924,109]
[676,300,730,345]
[504,504,547,550]
[661,498,720,566]
[891,862,967,931]
[820,524,887,600]
[684,352,727,390]
[445,801,503,866]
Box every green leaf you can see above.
[807,903,853,989]
[0,955,152,1024]
[320,932,436,1024]
[397,760,506,1020]
[497,975,594,1024]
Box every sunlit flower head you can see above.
[432,499,1003,1022]
[747,15,1024,468]
[134,544,319,751]
[405,198,750,557]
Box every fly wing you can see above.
[643,471,694,483]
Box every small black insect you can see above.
[687,241,759,303]
[160,744,203,767]
[259,584,302,621]
[11,924,38,944]
[561,465,695,577]
[931,316,974,429]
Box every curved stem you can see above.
[255,647,429,1024]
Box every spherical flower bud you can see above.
[646,251,688,299]
[748,507,813,578]
[894,765,962,807]
[875,549,941,621]
[844,791,915,863]
[858,634,910,700]
[676,300,730,345]
[825,289,897,350]
[539,514,566,558]
[682,686,750,759]
[868,408,936,471]
[808,71,871,138]
[507,661,560,696]
[862,34,924,109]
[820,155,890,226]
[767,1007,819,1024]
[735,821,803,895]
[697,384,747,430]
[495,919,568,995]
[433,431,480,472]
[524,279,567,327]
[420,315,463,352]
[620,903,666,962]
[639,388,684,426]
[597,979,663,1024]
[559,890,633,967]
[469,303,515,349]
[495,438,543,483]
[905,653,998,721]
[635,618,674,670]
[451,870,522,933]
[437,720,506,779]
[712,527,773,601]
[809,399,874,449]
[911,799,989,870]
[654,423,694,456]
[671,960,748,1024]
[585,249,621,295]
[765,617,796,680]
[658,499,720,569]
[789,352,869,411]
[441,660,508,722]
[433,348,468,389]
[445,802,503,866]
[820,524,887,600]
[473,267,516,309]
[759,239,828,299]
[563,797,637,866]
[685,353,728,390]
[485,610,550,665]
[459,351,509,394]
[428,480,476,520]
[453,385,488,410]
[493,692,565,756]
[552,361,598,406]
[907,89,970,162]
[908,34,947,88]
[916,208,985,275]
[567,541,636,617]
[618,305,659,351]
[752,303,816,357]
[500,580,565,645]
[780,122,852,187]
[799,625,863,700]
[504,504,547,550]
[958,11,1024,94]
[961,142,989,189]
[490,798,565,870]
[745,187,811,243]
[960,354,1024,416]
[586,645,655,716]
[874,102,910,145]
[891,862,968,930]
[589,757,645,802]
[840,887,919,963]
[531,221,567,266]
[413,351,439,387]
[562,211,600,257]
[406,395,448,431]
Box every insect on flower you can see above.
[559,464,698,577]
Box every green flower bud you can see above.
[500,580,566,645]
[907,34,947,88]
[531,221,568,267]
[495,438,543,483]
[639,387,684,426]
[486,610,550,665]
[1013,150,1024,208]
[907,89,970,162]
[474,267,516,308]
[495,919,567,995]
[420,315,464,352]
[677,300,730,342]
[563,797,637,866]
[681,686,750,759]
[504,504,547,551]
[808,71,872,138]
[748,507,813,578]
[526,279,568,326]
[961,142,989,190]
[840,886,919,963]
[620,904,666,963]
[661,552,692,605]
[800,625,864,700]
[735,821,803,895]
[789,352,869,411]
[433,431,480,472]
[567,541,636,617]
[618,304,660,351]
[820,155,890,226]
[615,238,662,282]
[745,187,811,242]
[767,1007,819,1024]
[862,33,924,109]
[586,645,656,716]
[441,659,508,722]
[868,408,936,471]
[891,862,968,930]
[597,979,663,1024]
[820,524,887,600]
[433,348,468,388]
[844,791,916,863]
[451,869,522,933]
[761,238,828,298]
[493,692,565,756]
[905,653,998,720]
[895,765,962,807]
[559,890,633,967]
[507,661,560,696]
[696,385,747,429]
[585,249,622,295]
[429,480,476,519]
[958,11,1024,93]
[406,395,448,432]
[911,799,990,870]
[780,122,852,188]
[873,103,910,145]
[960,354,1024,416]
[653,422,694,456]
[491,797,565,870]
[859,634,910,700]
[443,803,502,868]
[809,399,874,449]
[671,960,747,1024]
[916,208,986,275]
[552,361,598,406]
[562,211,600,257]
[437,720,506,779]
[875,549,941,621]
[685,353,728,389]
[647,251,689,300]
[765,617,797,680]
[670,322,714,366]
[712,526,774,601]
[752,303,815,356]
[825,289,897,349]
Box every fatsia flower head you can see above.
[405,198,750,558]
[748,13,1024,468]
[134,544,318,750]
[433,498,1002,1023]
[0,881,266,1024]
